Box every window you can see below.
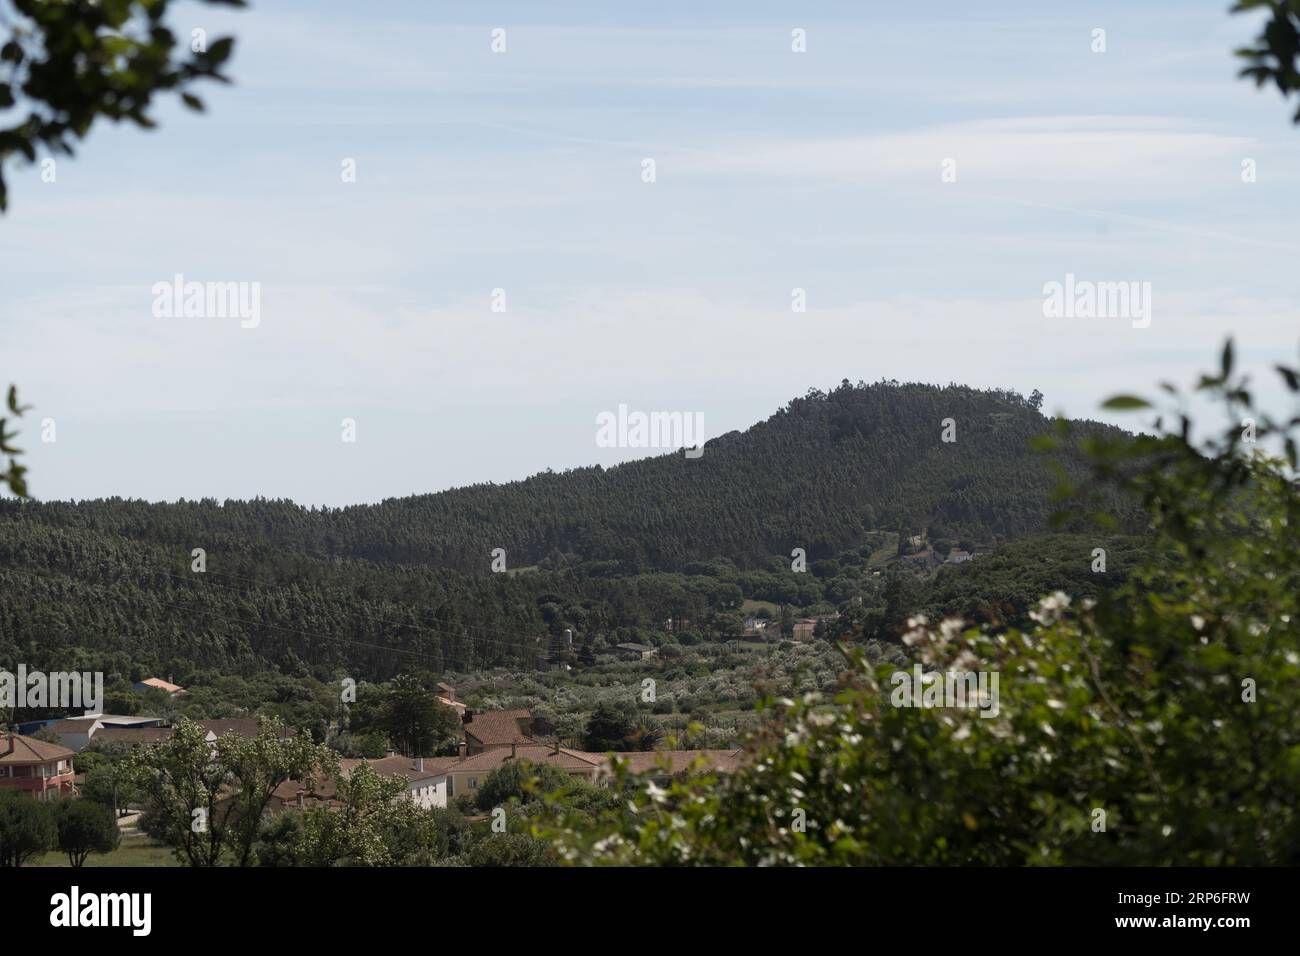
[469,778,477,788]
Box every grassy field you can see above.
[31,834,178,868]
[864,531,900,567]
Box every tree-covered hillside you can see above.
[2,381,1140,573]
[0,381,1144,685]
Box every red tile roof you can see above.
[340,755,461,784]
[463,709,536,748]
[449,745,605,774]
[0,733,75,764]
[138,677,185,694]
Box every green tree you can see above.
[474,759,572,812]
[0,787,55,866]
[294,763,443,867]
[219,718,338,867]
[378,673,462,756]
[128,720,233,866]
[581,701,636,753]
[56,798,120,867]
[457,831,555,867]
[81,762,141,817]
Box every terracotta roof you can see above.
[138,677,185,694]
[609,749,746,776]
[0,733,75,764]
[272,775,340,807]
[339,755,460,784]
[447,745,605,774]
[463,709,535,748]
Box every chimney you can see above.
[551,737,560,755]
[564,628,573,645]
[416,756,424,772]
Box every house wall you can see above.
[0,760,76,799]
[57,722,102,752]
[406,777,447,810]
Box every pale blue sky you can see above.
[2,0,1297,505]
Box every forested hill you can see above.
[0,380,1146,681]
[1,381,1140,574]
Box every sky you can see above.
[2,0,1298,506]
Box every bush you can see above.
[0,790,56,867]
[56,799,121,867]
[475,760,573,812]
[456,832,555,867]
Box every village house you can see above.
[792,619,818,641]
[271,744,605,812]
[0,731,77,800]
[263,706,751,822]
[901,549,943,570]
[441,742,606,801]
[49,714,167,752]
[133,676,187,698]
[53,716,290,753]
[461,708,550,755]
[945,549,972,564]
[271,755,462,813]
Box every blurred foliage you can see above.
[0,0,244,210]
[1235,0,1300,121]
[0,384,27,495]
